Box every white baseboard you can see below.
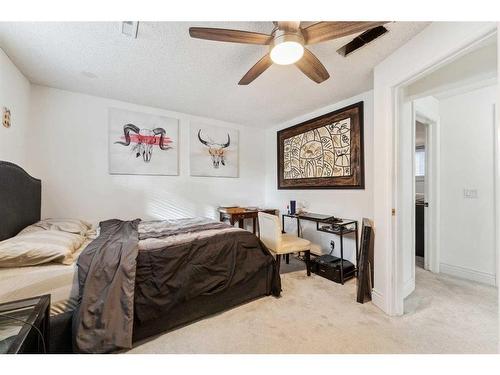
[371,288,386,312]
[402,277,415,298]
[440,262,496,286]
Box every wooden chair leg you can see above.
[285,254,290,264]
[275,254,281,274]
[305,250,311,276]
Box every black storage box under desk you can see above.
[311,255,356,284]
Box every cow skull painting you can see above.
[190,124,238,178]
[115,123,172,163]
[109,108,179,176]
[197,129,230,169]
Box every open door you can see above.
[397,91,417,299]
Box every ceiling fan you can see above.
[189,21,388,85]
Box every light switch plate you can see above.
[463,189,478,199]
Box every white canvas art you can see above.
[109,108,179,175]
[190,123,239,177]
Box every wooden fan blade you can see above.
[277,21,301,32]
[238,54,273,85]
[295,48,330,83]
[303,21,387,44]
[189,27,272,45]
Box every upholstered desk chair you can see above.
[258,212,312,276]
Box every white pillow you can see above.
[0,230,85,267]
[19,218,92,236]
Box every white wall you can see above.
[406,40,497,99]
[438,85,497,285]
[28,85,267,224]
[264,91,373,264]
[414,96,440,123]
[0,48,31,168]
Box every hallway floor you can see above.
[130,258,498,353]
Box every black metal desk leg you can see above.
[340,227,344,284]
[44,302,50,353]
[282,215,285,233]
[285,254,289,264]
[297,217,300,237]
[355,222,359,273]
[305,250,311,276]
[275,254,281,274]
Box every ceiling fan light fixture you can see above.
[271,41,304,65]
[270,32,304,65]
[188,21,388,84]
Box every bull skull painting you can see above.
[198,129,230,168]
[115,123,172,162]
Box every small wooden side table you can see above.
[218,208,278,235]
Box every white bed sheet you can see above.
[0,240,89,316]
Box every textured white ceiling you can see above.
[0,21,429,127]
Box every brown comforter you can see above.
[73,218,280,353]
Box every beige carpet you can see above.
[129,258,498,354]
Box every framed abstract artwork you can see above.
[190,123,239,178]
[109,108,179,175]
[277,102,364,189]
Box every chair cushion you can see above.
[275,234,311,254]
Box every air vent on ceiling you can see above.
[121,21,139,38]
[337,25,388,57]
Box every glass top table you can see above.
[0,295,50,354]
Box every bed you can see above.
[0,161,281,353]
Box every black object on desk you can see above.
[0,295,50,354]
[282,213,359,284]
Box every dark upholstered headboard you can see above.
[0,161,41,241]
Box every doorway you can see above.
[399,33,498,309]
[414,121,427,270]
[371,22,498,317]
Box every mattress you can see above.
[0,240,89,316]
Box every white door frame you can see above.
[372,22,498,316]
[415,114,440,274]
[415,117,429,271]
[412,112,440,274]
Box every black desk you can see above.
[282,213,359,284]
